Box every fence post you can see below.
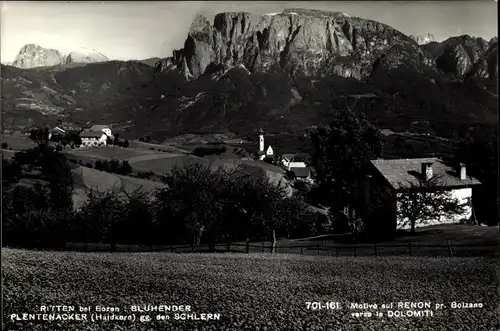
[301,245,304,255]
[374,243,377,257]
[261,242,264,253]
[408,240,412,257]
[226,242,230,252]
[170,245,174,253]
[191,243,194,252]
[317,243,320,255]
[354,244,357,257]
[336,246,339,257]
[447,240,454,257]
[246,241,250,253]
[84,242,87,252]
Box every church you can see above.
[257,128,274,160]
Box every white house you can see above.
[281,153,307,170]
[89,125,113,138]
[367,158,481,231]
[80,131,108,147]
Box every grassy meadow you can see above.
[2,248,498,331]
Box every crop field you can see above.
[131,155,208,175]
[3,248,498,331]
[128,140,189,154]
[66,146,157,162]
[1,133,36,150]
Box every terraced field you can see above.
[71,166,165,208]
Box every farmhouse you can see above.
[89,125,113,138]
[289,167,313,183]
[80,131,108,147]
[281,153,307,170]
[362,158,481,232]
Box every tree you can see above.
[120,161,132,175]
[122,140,129,148]
[78,187,126,249]
[155,162,300,251]
[115,187,156,244]
[29,128,50,145]
[113,133,120,145]
[2,158,21,182]
[396,175,468,234]
[311,109,382,213]
[454,132,499,225]
[109,160,121,174]
[40,148,74,210]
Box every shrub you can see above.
[123,140,129,148]
[192,146,226,157]
[3,209,77,248]
[2,142,8,149]
[120,161,132,175]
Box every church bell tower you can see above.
[258,128,264,152]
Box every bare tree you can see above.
[396,174,468,234]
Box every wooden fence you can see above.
[64,240,499,258]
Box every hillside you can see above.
[1,9,497,157]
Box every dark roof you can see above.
[81,130,106,138]
[290,167,310,177]
[89,125,110,131]
[370,158,481,190]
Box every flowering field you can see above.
[2,248,498,331]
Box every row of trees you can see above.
[94,159,132,175]
[192,146,227,157]
[3,148,329,250]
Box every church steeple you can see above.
[258,128,264,152]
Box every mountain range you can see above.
[6,44,109,69]
[410,33,436,45]
[1,8,497,156]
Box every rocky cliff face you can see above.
[65,47,109,64]
[423,35,497,79]
[10,44,109,69]
[156,8,433,80]
[410,33,436,45]
[12,44,65,69]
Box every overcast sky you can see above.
[1,1,497,62]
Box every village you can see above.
[4,119,482,236]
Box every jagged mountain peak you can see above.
[158,9,424,80]
[10,44,109,69]
[12,44,65,69]
[410,33,436,45]
[65,47,109,64]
